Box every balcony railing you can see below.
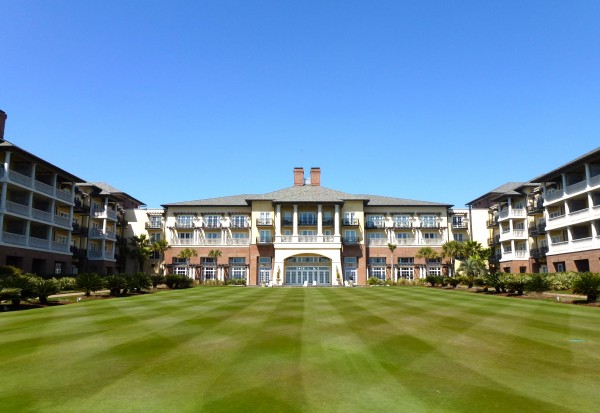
[56,188,72,202]
[452,222,469,229]
[417,222,441,229]
[298,235,318,242]
[422,238,442,245]
[174,238,195,245]
[396,238,415,245]
[548,212,565,221]
[88,250,103,258]
[530,247,549,259]
[202,222,222,228]
[256,236,273,244]
[565,180,587,195]
[342,218,359,226]
[394,222,412,229]
[174,222,195,229]
[230,221,250,228]
[9,170,33,187]
[54,215,71,228]
[29,236,50,249]
[34,180,54,196]
[342,237,359,244]
[228,238,250,245]
[322,219,333,226]
[2,232,26,245]
[529,224,547,236]
[52,241,70,252]
[365,221,386,229]
[298,220,318,226]
[256,218,273,226]
[545,188,564,203]
[32,208,53,223]
[6,200,29,216]
[199,238,222,246]
[515,250,527,259]
[590,174,600,187]
[367,238,388,246]
[146,222,163,229]
[487,218,498,227]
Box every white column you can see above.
[334,205,340,242]
[275,204,281,242]
[317,204,323,242]
[293,205,298,242]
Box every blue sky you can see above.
[2,1,599,208]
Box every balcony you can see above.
[565,180,587,196]
[422,238,442,246]
[54,214,71,228]
[199,238,222,246]
[342,237,359,245]
[146,222,163,229]
[487,218,498,228]
[530,247,549,259]
[367,238,388,246]
[2,232,26,245]
[174,238,195,245]
[88,250,104,259]
[256,236,273,245]
[514,250,527,259]
[174,222,196,229]
[8,170,33,187]
[396,238,415,246]
[528,224,547,236]
[282,218,293,226]
[71,224,88,235]
[298,235,318,242]
[228,238,250,246]
[34,180,54,196]
[52,241,70,253]
[201,221,222,229]
[590,174,600,188]
[343,218,359,226]
[394,222,412,229]
[73,199,90,213]
[417,222,442,229]
[31,207,53,223]
[452,222,469,229]
[298,219,318,227]
[29,236,50,249]
[365,221,386,229]
[6,200,29,216]
[544,188,564,203]
[230,221,250,229]
[322,218,333,226]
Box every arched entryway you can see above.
[284,255,332,285]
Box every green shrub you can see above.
[547,272,577,291]
[2,274,37,305]
[425,275,439,287]
[165,274,193,289]
[225,278,246,286]
[76,273,104,296]
[526,273,549,293]
[34,278,60,304]
[500,274,530,295]
[57,277,77,291]
[150,273,166,288]
[572,272,600,303]
[446,277,460,288]
[367,277,384,286]
[128,273,152,293]
[105,274,127,296]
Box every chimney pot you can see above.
[293,167,304,186]
[310,167,321,186]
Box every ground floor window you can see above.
[399,266,414,280]
[369,266,386,280]
[259,267,271,284]
[174,266,187,275]
[203,266,216,279]
[285,266,330,285]
[230,266,246,279]
[428,266,442,276]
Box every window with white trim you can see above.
[177,215,194,228]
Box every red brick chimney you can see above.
[293,167,304,186]
[310,167,321,186]
[0,110,6,141]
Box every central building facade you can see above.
[150,167,463,286]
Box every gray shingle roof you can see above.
[466,182,527,205]
[162,194,258,207]
[164,186,452,207]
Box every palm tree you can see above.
[129,234,153,273]
[387,243,397,282]
[415,246,439,278]
[458,257,487,288]
[208,249,222,281]
[441,240,465,277]
[178,248,198,280]
[152,239,170,275]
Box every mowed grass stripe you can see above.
[1,287,599,412]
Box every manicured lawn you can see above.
[1,287,599,412]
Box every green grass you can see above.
[1,287,599,412]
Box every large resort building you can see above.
[129,167,469,286]
[2,109,600,281]
[468,147,600,274]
